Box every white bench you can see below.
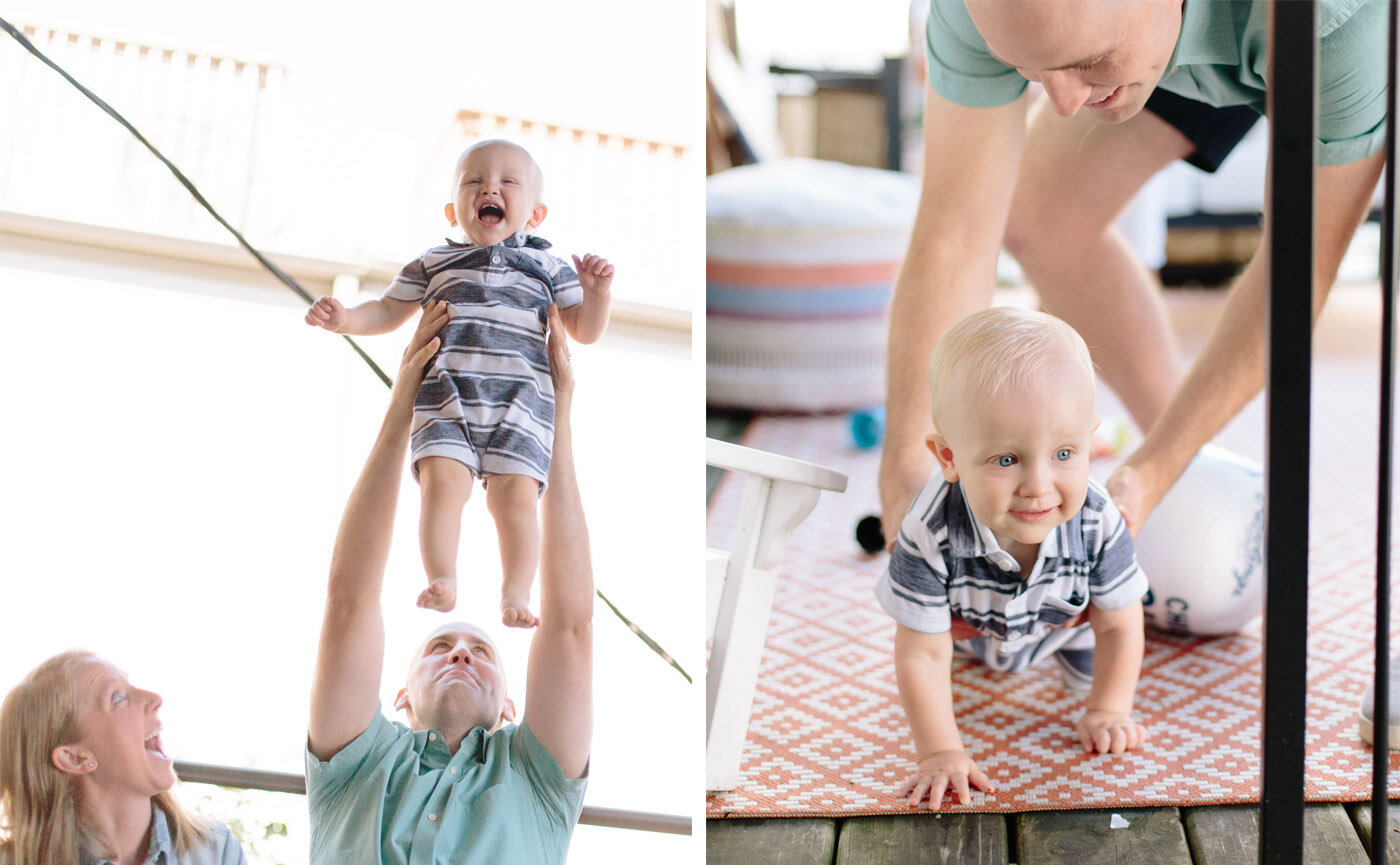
[706,438,847,791]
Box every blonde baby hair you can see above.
[927,307,1095,431]
[0,651,211,865]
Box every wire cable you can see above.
[1,17,688,682]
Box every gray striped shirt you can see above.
[874,476,1146,661]
[384,233,582,485]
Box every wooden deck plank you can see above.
[1184,804,1368,865]
[1018,808,1190,865]
[833,814,1008,865]
[707,818,838,865]
[1349,801,1400,863]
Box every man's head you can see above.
[395,622,515,745]
[445,140,546,247]
[965,0,1184,122]
[926,307,1097,553]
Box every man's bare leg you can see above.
[417,456,474,611]
[487,474,542,628]
[1004,98,1195,432]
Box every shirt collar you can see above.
[85,804,172,865]
[445,231,550,250]
[943,482,1086,562]
[1165,0,1241,70]
[416,725,489,769]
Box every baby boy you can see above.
[306,139,613,625]
[874,307,1149,810]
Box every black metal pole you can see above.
[1372,0,1398,860]
[1261,1,1316,862]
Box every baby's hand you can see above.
[305,296,346,332]
[572,253,614,295]
[1075,709,1148,754]
[896,749,993,810]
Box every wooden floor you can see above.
[706,804,1400,864]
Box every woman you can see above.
[0,651,246,865]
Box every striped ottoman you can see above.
[706,159,921,412]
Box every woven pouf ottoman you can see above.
[706,158,921,412]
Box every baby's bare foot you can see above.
[418,578,457,612]
[501,597,539,629]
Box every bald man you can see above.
[305,302,592,864]
[881,0,1386,551]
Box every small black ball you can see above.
[855,515,885,553]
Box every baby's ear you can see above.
[444,203,459,227]
[927,434,959,483]
[1091,415,1102,434]
[393,688,411,713]
[527,202,548,230]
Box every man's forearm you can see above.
[539,401,593,626]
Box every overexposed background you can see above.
[0,1,703,862]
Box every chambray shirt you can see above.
[874,476,1147,659]
[925,0,1387,165]
[305,710,587,865]
[82,805,246,865]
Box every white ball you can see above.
[1134,444,1264,636]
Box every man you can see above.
[305,301,592,863]
[880,0,1387,544]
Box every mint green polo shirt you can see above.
[925,0,1387,165]
[306,710,587,865]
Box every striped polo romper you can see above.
[384,232,582,490]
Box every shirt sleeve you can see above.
[873,483,952,633]
[304,709,402,811]
[216,821,249,865]
[509,721,589,831]
[383,255,430,303]
[1084,486,1148,611]
[923,0,1028,108]
[546,253,584,310]
[1315,0,1387,165]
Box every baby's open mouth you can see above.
[477,203,504,224]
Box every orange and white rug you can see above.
[706,355,1400,815]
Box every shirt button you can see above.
[492,254,502,264]
[1006,629,1021,640]
[450,767,458,775]
[428,813,438,822]
[428,732,436,741]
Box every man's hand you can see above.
[897,749,994,810]
[1104,459,1162,540]
[305,296,347,332]
[879,442,933,553]
[391,300,449,409]
[546,303,573,400]
[1075,709,1148,755]
[572,253,614,298]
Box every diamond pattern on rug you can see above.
[707,351,1400,815]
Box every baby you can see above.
[874,307,1149,810]
[306,139,612,625]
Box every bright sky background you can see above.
[0,1,702,863]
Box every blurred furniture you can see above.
[706,438,848,791]
[707,158,920,412]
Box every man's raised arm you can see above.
[524,304,593,779]
[308,301,449,760]
[879,86,1029,547]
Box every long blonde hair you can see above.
[0,651,212,864]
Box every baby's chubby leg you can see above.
[417,456,475,612]
[486,474,542,628]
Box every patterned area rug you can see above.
[706,349,1400,815]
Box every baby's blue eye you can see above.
[994,455,1016,467]
[1055,448,1073,462]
